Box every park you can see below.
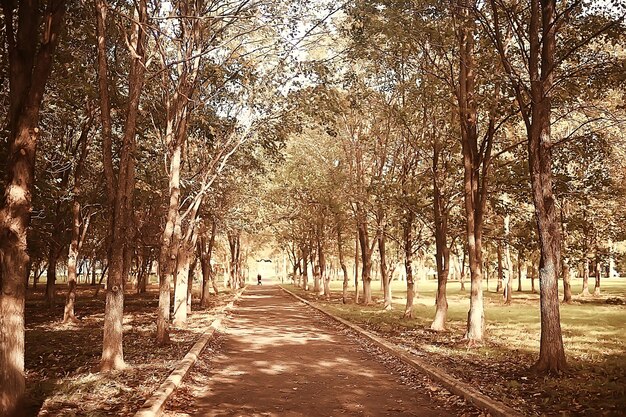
[1,0,625,416]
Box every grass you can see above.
[284,276,626,416]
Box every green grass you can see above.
[283,276,626,416]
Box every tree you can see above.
[94,0,149,371]
[0,1,66,413]
[486,0,624,373]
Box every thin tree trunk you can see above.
[187,253,197,314]
[431,142,450,330]
[93,263,109,297]
[403,212,415,319]
[581,257,590,296]
[320,237,330,300]
[379,233,392,310]
[200,219,217,306]
[497,240,504,293]
[460,248,466,291]
[594,258,601,296]
[503,215,513,305]
[517,253,524,292]
[561,201,572,303]
[358,220,374,305]
[46,248,59,308]
[338,227,349,304]
[64,121,92,323]
[354,231,360,303]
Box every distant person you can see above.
[257,274,262,285]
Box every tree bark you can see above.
[354,231,360,303]
[517,253,524,292]
[378,232,392,310]
[200,218,217,306]
[402,211,415,319]
[64,119,92,323]
[560,201,572,303]
[186,253,197,314]
[320,233,330,300]
[525,0,566,373]
[503,215,513,305]
[594,258,601,296]
[497,240,504,293]
[337,226,349,304]
[357,214,374,305]
[157,141,181,344]
[431,150,450,330]
[46,247,59,308]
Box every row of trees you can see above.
[0,0,624,415]
[266,0,626,378]
[0,0,319,414]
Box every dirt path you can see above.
[164,284,477,417]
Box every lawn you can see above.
[283,276,626,416]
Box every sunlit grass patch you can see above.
[284,277,626,415]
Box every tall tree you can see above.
[0,0,66,413]
[94,0,148,371]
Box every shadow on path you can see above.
[173,284,456,417]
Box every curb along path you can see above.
[280,285,524,417]
[134,288,245,417]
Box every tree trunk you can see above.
[200,219,217,306]
[46,248,59,308]
[517,0,566,374]
[562,262,572,303]
[156,143,181,344]
[187,254,197,314]
[497,240,503,293]
[91,259,97,286]
[431,141,451,330]
[321,244,330,300]
[173,242,191,326]
[354,231,360,303]
[594,258,601,296]
[358,221,373,305]
[0,0,67,406]
[454,0,492,343]
[338,227,349,304]
[517,253,524,292]
[560,201,572,303]
[228,232,240,289]
[503,215,513,305]
[402,212,415,319]
[378,233,392,310]
[581,257,590,296]
[460,248,466,291]
[64,121,91,323]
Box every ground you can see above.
[23,283,235,417]
[284,276,626,416]
[19,277,625,416]
[163,285,482,417]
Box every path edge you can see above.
[134,287,245,417]
[280,285,524,417]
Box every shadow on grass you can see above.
[284,282,626,416]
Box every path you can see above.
[165,284,468,417]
